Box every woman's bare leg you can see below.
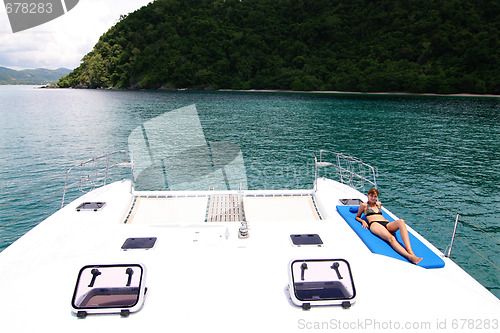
[387,219,415,255]
[370,223,423,264]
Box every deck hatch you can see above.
[71,264,147,317]
[289,259,356,309]
[76,202,106,211]
[121,237,157,250]
[290,234,323,246]
[339,198,363,205]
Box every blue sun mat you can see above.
[336,205,445,269]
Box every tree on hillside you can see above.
[58,0,500,94]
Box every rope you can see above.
[457,215,500,244]
[380,173,458,215]
[319,151,499,274]
[376,186,451,235]
[454,235,500,272]
[379,173,500,244]
[377,173,500,273]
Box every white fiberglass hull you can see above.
[0,178,498,332]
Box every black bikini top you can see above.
[365,203,383,216]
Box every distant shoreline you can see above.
[219,89,500,98]
[4,84,499,98]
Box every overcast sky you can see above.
[0,0,153,70]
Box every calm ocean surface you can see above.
[0,86,498,297]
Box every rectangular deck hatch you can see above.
[289,259,356,309]
[121,237,157,250]
[339,198,363,205]
[71,264,146,317]
[76,202,106,211]
[290,234,323,246]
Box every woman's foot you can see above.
[409,255,423,264]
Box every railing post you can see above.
[130,151,135,194]
[61,169,71,208]
[336,154,343,184]
[104,155,110,185]
[314,154,318,192]
[445,213,460,258]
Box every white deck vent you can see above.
[206,194,245,222]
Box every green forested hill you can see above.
[58,0,500,94]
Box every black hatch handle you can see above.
[88,269,101,287]
[331,262,343,280]
[125,268,134,286]
[300,262,308,281]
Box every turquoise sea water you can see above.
[0,86,498,297]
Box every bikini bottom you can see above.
[368,221,389,229]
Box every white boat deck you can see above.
[0,178,498,332]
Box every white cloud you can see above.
[0,0,153,70]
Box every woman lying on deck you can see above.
[355,188,423,264]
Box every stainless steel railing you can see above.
[61,150,133,207]
[314,150,377,191]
